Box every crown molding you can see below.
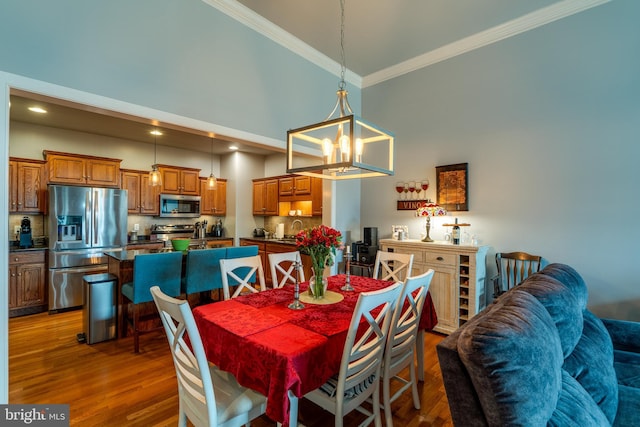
[362,0,611,87]
[204,0,610,90]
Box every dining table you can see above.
[192,274,438,427]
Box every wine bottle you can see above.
[452,218,460,245]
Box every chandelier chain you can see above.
[339,0,346,91]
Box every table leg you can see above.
[416,329,425,382]
[276,390,305,427]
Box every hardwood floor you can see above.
[9,309,453,426]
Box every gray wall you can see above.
[361,0,640,319]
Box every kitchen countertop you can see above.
[8,241,48,252]
[241,236,298,245]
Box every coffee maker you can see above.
[19,216,33,248]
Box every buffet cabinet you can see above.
[379,239,489,335]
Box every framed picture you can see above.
[391,225,408,240]
[436,163,468,211]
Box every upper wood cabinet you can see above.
[252,178,279,215]
[157,165,200,195]
[120,169,160,215]
[279,175,312,200]
[200,178,227,215]
[44,151,121,187]
[9,158,46,213]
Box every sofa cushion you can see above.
[538,263,588,309]
[518,274,584,358]
[563,310,618,423]
[613,349,640,388]
[549,370,611,426]
[614,384,640,427]
[458,290,563,425]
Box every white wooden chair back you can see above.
[151,286,266,427]
[373,251,414,282]
[304,281,403,426]
[268,251,305,288]
[220,255,266,300]
[382,269,435,427]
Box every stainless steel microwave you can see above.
[159,194,201,218]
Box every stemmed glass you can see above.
[341,247,354,291]
[288,260,305,310]
[395,181,405,200]
[403,183,409,200]
[421,179,430,193]
[408,181,416,200]
[415,184,422,199]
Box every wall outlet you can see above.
[133,224,140,231]
[14,225,21,234]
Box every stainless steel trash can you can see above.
[82,273,117,344]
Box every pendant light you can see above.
[286,0,394,180]
[207,137,217,190]
[148,130,162,186]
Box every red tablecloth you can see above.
[193,274,437,425]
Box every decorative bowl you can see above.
[171,238,191,251]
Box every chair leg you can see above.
[133,303,140,353]
[409,356,421,410]
[416,330,425,382]
[383,374,393,427]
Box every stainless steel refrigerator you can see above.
[48,185,128,312]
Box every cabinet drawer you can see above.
[423,251,456,266]
[9,251,46,265]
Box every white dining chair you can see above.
[220,255,267,300]
[268,251,305,288]
[372,251,414,282]
[150,286,267,427]
[381,269,434,427]
[304,281,403,427]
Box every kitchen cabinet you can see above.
[9,158,46,213]
[9,250,47,317]
[311,176,323,216]
[158,165,200,195]
[379,239,489,335]
[252,178,279,215]
[206,238,233,248]
[279,175,311,199]
[121,169,160,215]
[200,178,227,215]
[44,151,121,187]
[239,238,311,286]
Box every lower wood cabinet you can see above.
[9,250,47,317]
[379,239,489,335]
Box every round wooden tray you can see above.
[299,290,344,305]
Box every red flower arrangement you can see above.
[295,225,343,298]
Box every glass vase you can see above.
[309,269,327,299]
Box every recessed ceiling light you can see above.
[150,130,163,136]
[229,145,239,150]
[28,106,47,114]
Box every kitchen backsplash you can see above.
[264,216,322,237]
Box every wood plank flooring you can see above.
[9,309,453,426]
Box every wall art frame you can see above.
[436,162,468,211]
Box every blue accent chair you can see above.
[121,251,183,353]
[182,248,227,300]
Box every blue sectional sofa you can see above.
[437,263,640,426]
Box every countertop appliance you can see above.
[212,219,224,237]
[19,216,33,248]
[48,185,127,312]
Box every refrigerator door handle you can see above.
[93,190,99,245]
[85,191,91,245]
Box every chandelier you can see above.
[286,0,394,180]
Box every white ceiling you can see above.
[10,0,609,154]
